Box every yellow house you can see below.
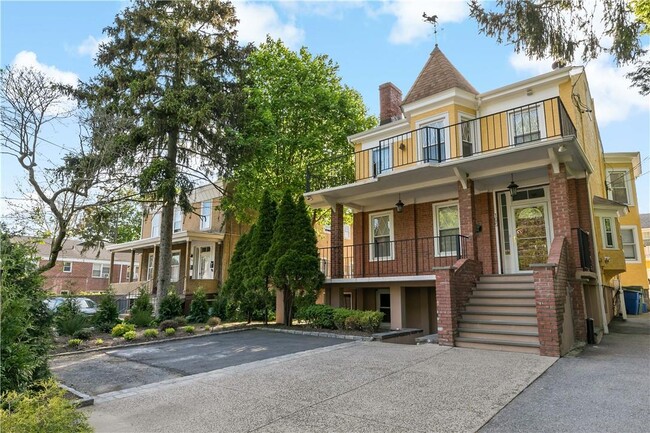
[641,213,650,287]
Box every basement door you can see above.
[498,187,553,273]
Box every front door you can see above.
[499,187,552,273]
[377,289,391,326]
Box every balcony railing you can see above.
[306,96,576,192]
[319,235,468,279]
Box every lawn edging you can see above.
[258,326,373,341]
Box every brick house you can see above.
[106,183,245,307]
[300,45,641,356]
[31,237,131,294]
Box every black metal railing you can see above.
[318,235,468,279]
[306,97,577,192]
[574,228,594,271]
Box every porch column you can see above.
[548,164,577,265]
[152,245,159,291]
[183,240,191,295]
[215,241,222,284]
[457,179,477,261]
[275,288,285,324]
[129,250,135,282]
[330,203,344,278]
[389,285,406,330]
[108,252,115,285]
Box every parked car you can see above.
[45,297,98,315]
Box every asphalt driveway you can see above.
[51,329,345,395]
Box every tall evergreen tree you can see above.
[82,0,250,310]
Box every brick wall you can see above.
[41,261,129,294]
[474,192,497,274]
[330,204,344,278]
[379,82,402,125]
[458,180,477,260]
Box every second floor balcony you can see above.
[306,96,577,193]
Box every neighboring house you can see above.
[28,237,131,294]
[300,45,643,356]
[106,183,245,306]
[600,153,648,293]
[640,213,650,290]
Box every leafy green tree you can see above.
[266,192,324,325]
[94,289,120,333]
[467,0,649,94]
[188,289,210,323]
[0,230,52,393]
[75,194,143,250]
[83,0,250,310]
[224,37,376,223]
[158,289,184,321]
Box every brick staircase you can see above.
[455,274,540,354]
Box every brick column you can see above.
[457,179,477,261]
[389,285,406,330]
[331,204,344,278]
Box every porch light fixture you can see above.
[395,195,405,213]
[507,174,519,198]
[558,144,567,153]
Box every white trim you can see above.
[601,216,618,249]
[416,113,450,162]
[173,207,183,233]
[146,253,155,281]
[458,112,479,156]
[433,201,460,257]
[151,213,161,238]
[200,200,212,230]
[91,263,110,279]
[369,210,394,261]
[479,67,571,101]
[348,118,409,142]
[401,88,477,115]
[606,168,634,206]
[170,250,181,283]
[620,225,641,263]
[508,103,547,146]
[62,261,72,273]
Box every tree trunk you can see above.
[283,289,293,326]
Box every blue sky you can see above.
[1,0,648,213]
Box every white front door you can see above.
[194,246,213,279]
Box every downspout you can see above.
[586,170,609,334]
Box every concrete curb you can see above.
[52,326,255,357]
[258,327,373,341]
[59,382,94,407]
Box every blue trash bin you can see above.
[623,290,642,315]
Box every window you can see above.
[607,170,632,205]
[435,203,460,256]
[173,208,182,233]
[170,251,181,282]
[146,254,155,281]
[511,106,541,144]
[643,229,650,247]
[151,213,161,237]
[372,143,391,175]
[621,227,640,262]
[369,212,393,260]
[200,201,212,230]
[420,118,446,162]
[602,217,616,249]
[344,224,351,240]
[92,263,110,278]
[460,116,475,157]
[62,262,72,273]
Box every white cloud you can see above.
[77,35,109,57]
[234,0,304,48]
[11,51,79,87]
[509,51,649,126]
[379,0,469,45]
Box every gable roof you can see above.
[640,213,650,229]
[402,46,478,105]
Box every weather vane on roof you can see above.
[423,13,439,46]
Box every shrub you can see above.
[94,289,120,333]
[130,287,153,316]
[183,325,195,334]
[123,331,137,341]
[207,316,221,327]
[158,319,179,331]
[128,309,153,328]
[359,311,384,332]
[344,315,361,330]
[94,339,104,345]
[188,289,209,323]
[72,328,93,341]
[158,289,183,321]
[54,297,87,337]
[174,316,188,327]
[164,328,176,336]
[204,325,211,331]
[67,339,82,348]
[301,304,335,329]
[111,323,135,337]
[0,379,92,433]
[143,329,158,339]
[332,308,353,330]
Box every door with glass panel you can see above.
[512,203,550,271]
[372,143,391,176]
[419,119,446,162]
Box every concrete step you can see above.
[475,282,535,291]
[468,295,535,305]
[464,304,536,314]
[478,274,534,284]
[455,338,540,354]
[458,319,538,333]
[461,311,538,322]
[458,328,539,344]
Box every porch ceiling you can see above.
[306,137,590,210]
[107,230,225,253]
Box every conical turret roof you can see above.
[402,46,478,105]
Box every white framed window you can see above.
[459,114,476,157]
[369,211,394,260]
[173,208,182,233]
[62,262,72,273]
[170,251,181,282]
[92,263,110,279]
[146,253,155,281]
[344,224,351,240]
[418,116,448,162]
[200,200,212,230]
[606,170,633,205]
[128,264,140,282]
[509,104,545,145]
[151,213,161,237]
[621,226,641,262]
[434,203,460,256]
[601,217,617,249]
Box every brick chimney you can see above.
[379,82,402,125]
